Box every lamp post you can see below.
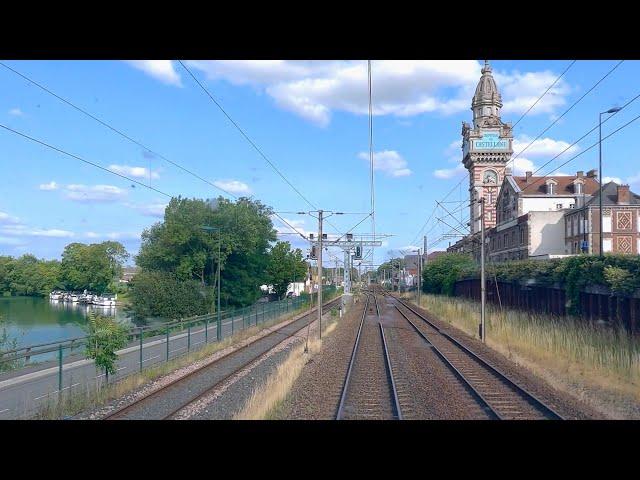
[200,225,222,339]
[599,107,621,257]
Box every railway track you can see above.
[389,294,563,420]
[103,297,342,420]
[336,291,402,420]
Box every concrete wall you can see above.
[529,210,566,256]
[522,196,576,214]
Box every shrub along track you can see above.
[101,297,342,420]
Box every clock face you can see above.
[483,170,497,184]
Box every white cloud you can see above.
[8,108,24,116]
[602,176,622,184]
[64,184,127,203]
[496,70,571,116]
[213,180,251,194]
[84,231,140,241]
[125,60,182,87]
[109,165,160,180]
[358,150,411,177]
[124,202,167,218]
[176,60,572,127]
[0,225,74,238]
[434,164,465,179]
[0,211,21,225]
[38,181,59,191]
[512,135,579,158]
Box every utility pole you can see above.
[317,209,323,340]
[480,197,486,343]
[417,248,422,307]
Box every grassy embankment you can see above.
[405,292,640,419]
[33,301,318,420]
[234,304,346,420]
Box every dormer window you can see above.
[575,182,583,194]
[546,179,557,195]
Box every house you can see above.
[564,182,640,255]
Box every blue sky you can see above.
[1,60,639,268]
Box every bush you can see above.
[422,253,476,296]
[128,270,210,320]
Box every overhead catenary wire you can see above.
[0,122,310,243]
[508,60,624,172]
[0,61,239,200]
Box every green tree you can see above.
[61,241,128,293]
[422,253,476,296]
[84,312,128,381]
[136,196,277,309]
[266,241,307,299]
[128,270,209,319]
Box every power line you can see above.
[509,60,624,171]
[0,123,173,198]
[0,61,239,200]
[368,60,375,243]
[178,61,316,209]
[529,90,640,179]
[178,60,347,237]
[511,60,576,129]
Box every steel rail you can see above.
[392,295,564,420]
[392,302,500,419]
[103,297,342,420]
[379,322,402,420]
[336,294,369,420]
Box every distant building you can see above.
[119,266,138,283]
[565,182,640,255]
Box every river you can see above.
[0,296,137,349]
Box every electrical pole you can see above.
[317,209,323,340]
[480,197,486,343]
[418,248,422,307]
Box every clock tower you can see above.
[462,60,513,234]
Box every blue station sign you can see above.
[472,132,508,150]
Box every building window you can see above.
[520,227,526,245]
[547,182,556,195]
[556,203,563,210]
[575,182,583,194]
[503,233,509,247]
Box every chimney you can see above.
[576,170,584,178]
[586,169,597,179]
[618,184,630,204]
[525,171,532,182]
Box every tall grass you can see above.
[412,294,640,408]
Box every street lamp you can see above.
[599,106,621,257]
[200,225,222,339]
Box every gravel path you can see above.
[380,295,492,419]
[275,299,365,419]
[397,295,604,420]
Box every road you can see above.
[0,306,289,419]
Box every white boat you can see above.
[49,291,63,301]
[69,293,81,303]
[93,294,117,307]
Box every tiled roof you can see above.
[586,182,640,206]
[512,175,600,195]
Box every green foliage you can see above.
[61,241,128,293]
[604,265,635,295]
[422,253,476,296]
[424,254,640,315]
[0,254,64,297]
[128,270,209,320]
[135,196,277,309]
[84,312,128,376]
[266,241,307,299]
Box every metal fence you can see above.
[0,287,340,418]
